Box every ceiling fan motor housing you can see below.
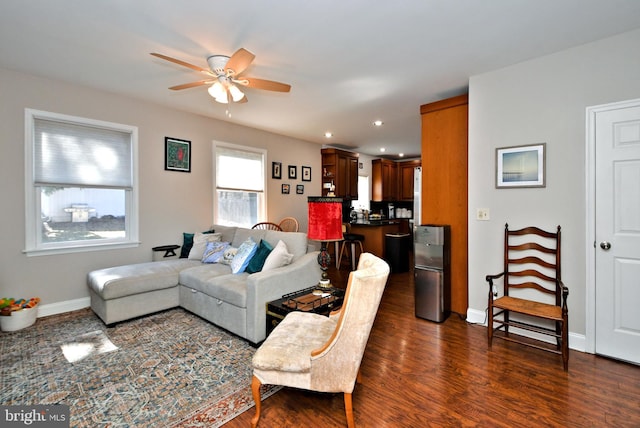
[207,55,231,76]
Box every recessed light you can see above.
[380,148,386,153]
[373,120,384,127]
[399,153,404,157]
[324,132,333,138]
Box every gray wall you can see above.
[467,28,640,345]
[0,67,321,312]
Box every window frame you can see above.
[24,109,139,256]
[213,141,267,227]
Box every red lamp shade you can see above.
[307,197,344,242]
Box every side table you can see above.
[266,286,345,337]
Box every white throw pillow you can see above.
[188,232,222,260]
[261,240,294,272]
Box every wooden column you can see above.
[420,94,468,316]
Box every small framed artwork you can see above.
[165,137,191,172]
[496,143,546,188]
[272,162,282,179]
[301,166,311,182]
[288,165,297,179]
[282,184,290,194]
[296,184,304,194]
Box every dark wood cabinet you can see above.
[372,159,397,201]
[321,148,358,199]
[398,159,421,201]
[372,158,420,202]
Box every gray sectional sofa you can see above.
[88,224,321,344]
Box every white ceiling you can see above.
[2,1,640,159]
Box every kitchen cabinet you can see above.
[398,159,421,201]
[372,159,397,201]
[321,148,358,199]
[372,158,421,202]
[420,94,468,316]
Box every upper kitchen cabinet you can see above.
[372,158,421,201]
[372,159,397,201]
[321,148,359,199]
[398,159,421,201]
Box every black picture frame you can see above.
[282,184,290,194]
[296,184,304,194]
[301,166,311,182]
[165,137,191,172]
[272,162,282,179]
[288,165,297,179]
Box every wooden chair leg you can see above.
[251,375,262,428]
[344,392,355,428]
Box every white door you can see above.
[593,100,640,364]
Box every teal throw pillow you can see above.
[230,238,258,274]
[245,240,273,274]
[202,241,230,264]
[180,233,194,258]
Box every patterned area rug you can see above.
[0,308,279,427]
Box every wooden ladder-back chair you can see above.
[251,222,282,231]
[486,223,569,370]
[278,216,299,232]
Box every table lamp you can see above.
[307,197,344,284]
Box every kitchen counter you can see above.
[348,221,405,259]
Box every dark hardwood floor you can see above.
[227,259,640,427]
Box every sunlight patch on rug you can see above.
[60,330,118,363]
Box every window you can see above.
[214,142,266,227]
[352,175,370,212]
[25,109,138,255]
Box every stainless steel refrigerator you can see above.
[414,224,450,322]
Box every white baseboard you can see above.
[466,307,587,353]
[37,297,91,318]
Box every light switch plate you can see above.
[476,208,490,221]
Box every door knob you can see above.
[600,241,612,250]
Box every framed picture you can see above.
[301,166,311,182]
[281,184,290,194]
[272,162,282,179]
[296,184,304,194]
[496,143,546,188]
[165,137,191,172]
[288,165,297,179]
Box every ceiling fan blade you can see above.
[169,80,215,91]
[150,53,212,75]
[235,77,291,92]
[224,48,255,76]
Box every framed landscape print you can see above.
[165,137,191,172]
[496,143,546,188]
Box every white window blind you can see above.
[216,146,264,191]
[33,118,133,188]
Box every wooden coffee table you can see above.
[266,286,345,337]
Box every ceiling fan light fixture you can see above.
[208,81,226,100]
[228,84,245,102]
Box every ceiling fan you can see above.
[150,48,291,104]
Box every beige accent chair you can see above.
[251,252,390,427]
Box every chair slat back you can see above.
[503,223,561,303]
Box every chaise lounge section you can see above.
[88,225,321,344]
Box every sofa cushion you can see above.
[179,264,248,308]
[264,230,308,261]
[188,232,222,260]
[231,228,266,248]
[88,259,201,300]
[210,225,237,244]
